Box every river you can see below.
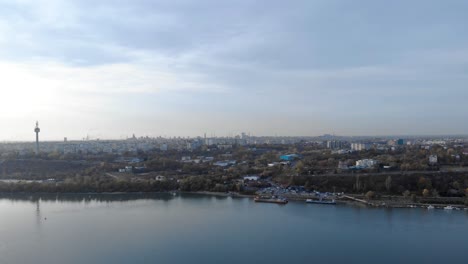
[0,193,466,264]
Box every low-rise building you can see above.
[213,160,237,167]
[280,154,301,161]
[243,176,260,182]
[155,175,166,181]
[338,161,349,170]
[355,159,378,168]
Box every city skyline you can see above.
[1,0,467,140]
[0,120,467,143]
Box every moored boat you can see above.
[254,196,288,204]
[306,198,336,205]
[427,205,435,210]
[444,205,454,210]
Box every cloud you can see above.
[0,0,467,139]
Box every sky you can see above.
[0,0,467,140]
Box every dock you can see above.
[341,195,373,206]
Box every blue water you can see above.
[0,193,466,264]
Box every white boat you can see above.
[427,205,435,210]
[443,205,454,210]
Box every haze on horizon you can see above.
[0,0,467,141]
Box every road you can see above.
[106,173,120,179]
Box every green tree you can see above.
[385,176,392,192]
[304,180,311,191]
[403,190,411,198]
[295,161,305,175]
[422,188,430,197]
[452,181,461,190]
[354,175,362,192]
[365,191,375,200]
[288,176,297,186]
[417,177,427,191]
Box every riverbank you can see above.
[0,190,466,211]
[183,191,255,198]
[264,191,468,210]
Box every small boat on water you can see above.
[306,199,336,205]
[427,205,435,210]
[444,205,454,210]
[254,196,288,204]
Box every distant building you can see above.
[268,162,279,167]
[114,157,143,163]
[118,166,133,173]
[327,140,345,149]
[243,176,260,181]
[186,142,194,151]
[203,157,214,162]
[280,154,301,161]
[333,149,351,155]
[429,155,438,164]
[351,143,372,151]
[213,161,229,167]
[388,139,405,146]
[155,175,166,181]
[241,132,248,139]
[338,161,349,170]
[217,144,233,150]
[213,160,236,167]
[160,143,168,151]
[220,153,233,159]
[129,158,143,163]
[355,159,378,168]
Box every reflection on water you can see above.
[0,192,179,203]
[0,193,466,264]
[35,199,41,228]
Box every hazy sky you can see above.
[0,0,467,140]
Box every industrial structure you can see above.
[34,121,40,154]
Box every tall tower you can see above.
[34,121,40,154]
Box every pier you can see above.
[341,195,373,206]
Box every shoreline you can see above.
[0,190,255,198]
[0,191,466,210]
[181,191,255,198]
